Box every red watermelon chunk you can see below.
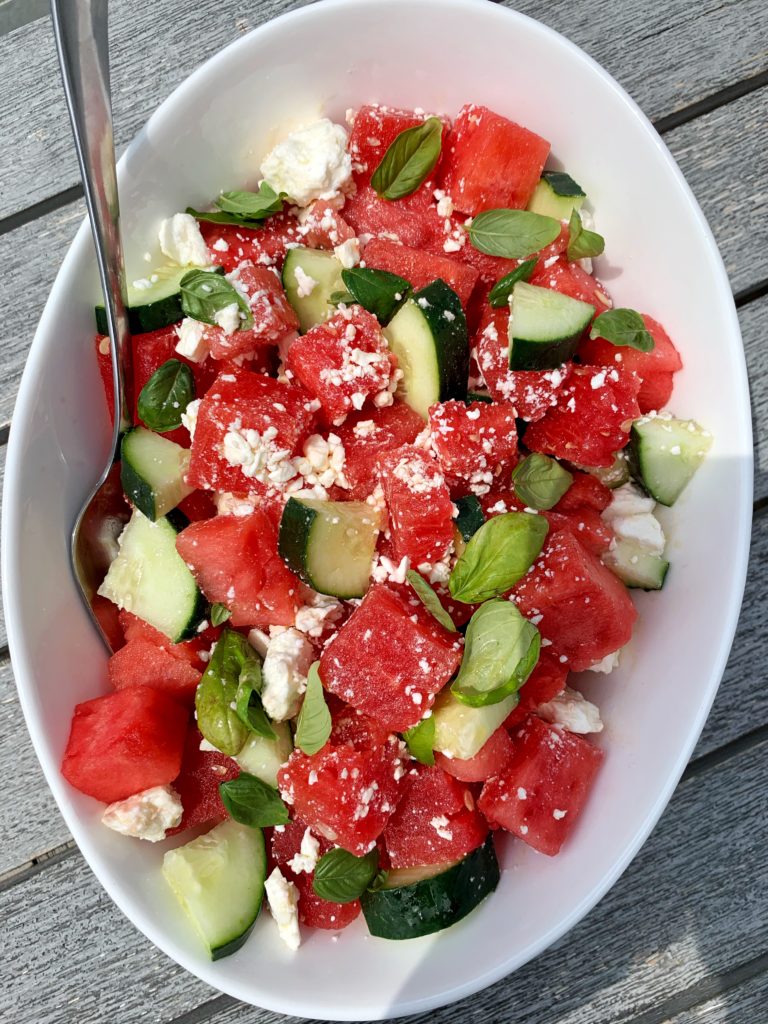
[286,307,397,425]
[61,687,188,804]
[298,199,356,249]
[383,765,488,868]
[478,715,603,856]
[378,446,455,566]
[512,530,637,671]
[556,471,612,514]
[108,638,201,703]
[118,610,217,671]
[428,399,518,492]
[199,213,301,273]
[435,727,515,783]
[168,726,239,835]
[332,402,425,499]
[176,510,300,627]
[362,237,479,308]
[330,705,395,751]
[271,819,361,929]
[529,258,612,315]
[320,584,463,732]
[176,489,217,523]
[94,335,119,426]
[524,366,641,467]
[503,647,569,729]
[92,594,124,652]
[344,186,440,249]
[439,104,550,215]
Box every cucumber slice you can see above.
[235,720,293,787]
[97,508,206,641]
[432,688,517,760]
[508,282,594,370]
[95,264,203,335]
[527,171,586,221]
[282,247,345,333]
[162,819,266,960]
[120,427,194,521]
[361,837,499,940]
[628,414,713,506]
[383,279,469,419]
[278,497,382,598]
[603,538,669,590]
[455,495,485,543]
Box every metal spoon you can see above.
[51,0,132,649]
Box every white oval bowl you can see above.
[2,0,752,1018]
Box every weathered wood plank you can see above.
[0,0,766,220]
[0,736,764,1024]
[741,294,768,503]
[0,442,5,649]
[665,970,768,1023]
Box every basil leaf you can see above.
[210,602,231,627]
[187,207,262,228]
[235,678,275,741]
[341,267,411,324]
[449,512,549,603]
[590,308,655,352]
[454,494,486,543]
[180,269,253,330]
[328,290,356,306]
[216,183,284,220]
[312,847,379,904]
[451,600,540,707]
[406,570,457,632]
[468,209,561,259]
[371,116,443,200]
[403,715,435,765]
[137,359,195,433]
[488,258,537,308]
[195,629,267,754]
[295,662,332,755]
[566,209,605,262]
[512,453,573,511]
[219,772,290,828]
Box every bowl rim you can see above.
[2,0,753,1018]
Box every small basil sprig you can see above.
[341,267,411,324]
[187,181,285,229]
[512,453,573,511]
[295,662,332,755]
[219,772,290,828]
[403,715,435,765]
[449,512,549,604]
[406,570,456,632]
[235,678,275,741]
[195,629,269,755]
[488,258,537,308]
[468,209,561,259]
[180,269,253,330]
[137,359,195,433]
[590,309,655,352]
[210,602,231,626]
[371,116,443,200]
[566,209,605,262]
[312,847,379,904]
[451,600,540,707]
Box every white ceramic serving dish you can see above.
[2,0,752,1018]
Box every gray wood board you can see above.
[0,736,764,1024]
[1,0,767,220]
[742,295,768,503]
[665,970,768,1024]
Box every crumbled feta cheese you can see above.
[213,302,241,336]
[292,433,350,491]
[287,827,321,875]
[101,785,182,842]
[602,482,666,556]
[294,591,344,638]
[261,628,315,721]
[538,687,604,734]
[587,650,621,674]
[199,738,222,753]
[181,398,201,440]
[158,212,210,267]
[212,237,229,252]
[215,491,259,517]
[260,119,352,207]
[334,237,361,269]
[371,554,410,585]
[293,265,318,298]
[222,418,299,488]
[175,318,210,363]
[430,814,454,841]
[265,867,301,950]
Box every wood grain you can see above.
[664,970,768,1023]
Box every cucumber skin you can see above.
[454,495,485,542]
[160,509,209,641]
[361,836,500,940]
[509,334,581,371]
[210,829,266,960]
[416,279,470,403]
[277,498,316,587]
[95,293,182,336]
[120,454,158,521]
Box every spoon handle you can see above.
[50,0,130,436]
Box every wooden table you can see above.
[0,0,766,1020]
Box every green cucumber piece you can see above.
[95,264,205,335]
[628,415,713,506]
[235,721,293,787]
[508,281,594,370]
[278,497,382,598]
[120,427,193,521]
[604,538,669,590]
[527,171,586,221]
[282,247,345,333]
[454,495,485,543]
[574,454,630,490]
[97,508,206,641]
[383,279,469,419]
[432,687,517,760]
[361,837,499,940]
[162,819,266,960]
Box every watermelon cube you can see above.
[108,638,201,702]
[168,726,239,836]
[362,237,479,308]
[297,199,356,250]
[512,530,638,671]
[428,399,518,492]
[320,584,463,732]
[378,446,456,567]
[555,471,612,514]
[503,647,569,729]
[199,212,302,273]
[201,263,299,361]
[529,257,612,315]
[478,715,604,856]
[61,686,188,803]
[349,104,447,186]
[344,186,440,249]
[435,726,515,783]
[332,401,425,499]
[439,104,550,215]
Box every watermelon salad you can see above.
[62,102,713,958]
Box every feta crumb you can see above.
[292,432,350,491]
[430,815,454,841]
[213,302,241,336]
[587,650,622,674]
[261,628,315,721]
[538,687,604,734]
[265,867,301,950]
[158,212,210,267]
[294,590,344,638]
[334,237,361,269]
[287,827,321,875]
[175,318,210,363]
[294,264,318,298]
[181,397,201,440]
[603,483,666,556]
[101,785,182,842]
[260,119,352,207]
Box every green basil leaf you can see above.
[312,847,379,904]
[180,269,253,330]
[454,494,486,543]
[403,715,435,765]
[216,182,284,220]
[295,662,332,755]
[449,512,549,603]
[210,602,231,627]
[371,116,443,200]
[341,267,411,324]
[219,772,290,828]
[187,207,263,228]
[406,570,457,633]
[488,258,537,308]
[235,677,275,741]
[195,629,268,754]
[468,209,561,259]
[451,600,540,707]
[566,209,605,261]
[328,290,356,306]
[590,308,655,352]
[137,359,195,433]
[512,453,573,511]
